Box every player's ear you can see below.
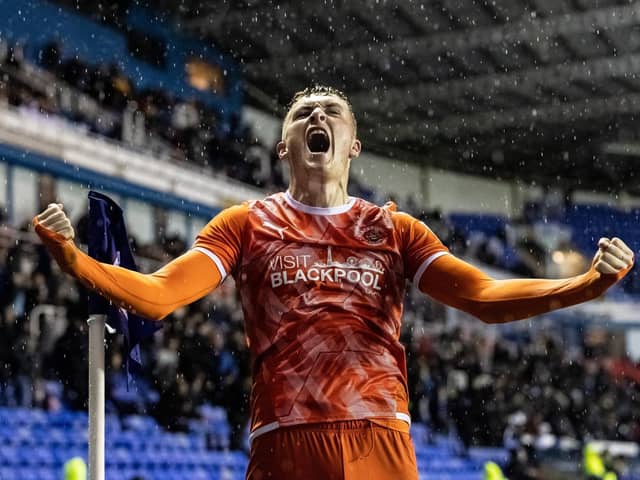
[276,141,287,160]
[349,138,361,159]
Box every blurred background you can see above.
[1,0,640,479]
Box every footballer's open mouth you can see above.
[306,127,331,153]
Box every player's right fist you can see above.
[34,203,75,240]
[33,203,79,274]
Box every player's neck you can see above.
[287,180,349,208]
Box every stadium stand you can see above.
[2,210,640,478]
[1,1,640,479]
[0,405,510,480]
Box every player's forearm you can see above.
[420,254,629,323]
[34,222,222,320]
[442,271,614,323]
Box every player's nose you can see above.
[309,107,327,123]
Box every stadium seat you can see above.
[448,213,506,238]
[122,413,160,433]
[468,446,510,466]
[0,407,531,479]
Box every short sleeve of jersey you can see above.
[392,212,450,285]
[192,203,248,279]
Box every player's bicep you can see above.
[418,253,493,306]
[148,249,224,298]
[192,203,248,278]
[191,245,230,280]
[395,212,450,284]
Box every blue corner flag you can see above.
[87,191,161,381]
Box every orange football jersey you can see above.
[193,192,449,441]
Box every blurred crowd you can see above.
[0,40,288,192]
[0,216,251,447]
[406,317,640,447]
[1,209,639,457]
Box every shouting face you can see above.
[278,93,361,183]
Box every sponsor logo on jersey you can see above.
[269,246,384,291]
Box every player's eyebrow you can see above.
[291,101,344,115]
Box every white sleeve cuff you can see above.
[412,251,449,285]
[192,247,227,280]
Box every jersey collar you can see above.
[284,190,356,215]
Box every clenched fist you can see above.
[35,203,75,240]
[593,237,634,275]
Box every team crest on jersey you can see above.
[359,226,387,245]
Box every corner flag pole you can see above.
[85,190,161,480]
[88,314,106,480]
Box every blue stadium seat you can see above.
[410,423,431,445]
[468,446,509,466]
[33,467,58,480]
[122,413,160,433]
[107,447,133,469]
[0,446,19,465]
[45,428,70,449]
[177,432,206,451]
[105,414,121,433]
[448,213,506,237]
[0,408,515,480]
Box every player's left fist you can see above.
[593,237,634,275]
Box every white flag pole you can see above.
[87,314,106,480]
